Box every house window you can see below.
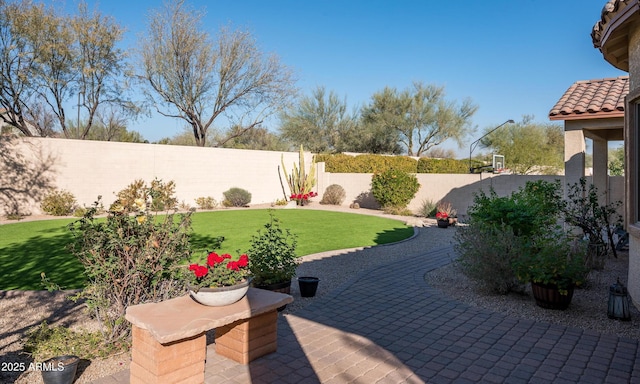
[628,89,640,229]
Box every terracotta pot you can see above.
[189,278,251,306]
[531,281,574,310]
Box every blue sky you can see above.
[71,0,624,155]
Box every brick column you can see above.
[130,326,206,384]
[215,310,278,364]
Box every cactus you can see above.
[281,145,317,205]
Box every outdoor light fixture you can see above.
[607,278,631,321]
[468,119,515,173]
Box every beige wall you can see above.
[2,136,625,223]
[2,137,312,215]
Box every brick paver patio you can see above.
[95,245,640,384]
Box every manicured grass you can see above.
[0,209,412,290]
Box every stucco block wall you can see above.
[3,137,310,215]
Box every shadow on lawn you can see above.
[0,227,81,290]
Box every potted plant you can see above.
[512,231,587,310]
[436,201,456,228]
[247,210,298,295]
[185,251,251,306]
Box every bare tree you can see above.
[0,0,132,138]
[139,0,296,147]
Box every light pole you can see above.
[469,119,514,173]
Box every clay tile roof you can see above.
[548,76,628,121]
[592,0,632,48]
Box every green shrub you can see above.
[320,184,346,205]
[195,196,218,210]
[319,153,417,173]
[111,178,177,212]
[417,158,473,173]
[454,224,526,294]
[370,169,420,209]
[247,211,298,285]
[40,189,76,216]
[222,187,252,207]
[67,196,194,347]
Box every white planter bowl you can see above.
[189,279,251,306]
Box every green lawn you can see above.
[0,209,412,290]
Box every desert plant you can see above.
[370,169,420,209]
[222,187,252,207]
[455,223,527,294]
[320,184,346,205]
[67,196,194,346]
[562,177,623,260]
[246,210,298,285]
[281,145,317,205]
[24,321,115,361]
[40,189,77,216]
[419,198,437,217]
[195,196,218,210]
[111,178,177,212]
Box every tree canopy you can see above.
[479,116,564,174]
[361,82,477,156]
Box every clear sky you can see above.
[67,0,625,155]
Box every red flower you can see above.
[237,254,249,267]
[302,193,309,200]
[193,265,208,278]
[207,252,225,266]
[436,212,448,220]
[226,260,240,271]
[188,264,199,271]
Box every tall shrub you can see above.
[68,195,194,347]
[370,169,420,209]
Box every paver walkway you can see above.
[97,243,640,384]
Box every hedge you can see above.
[317,153,475,174]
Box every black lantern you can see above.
[608,278,631,321]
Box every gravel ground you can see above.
[2,205,639,383]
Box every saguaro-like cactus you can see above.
[281,145,317,205]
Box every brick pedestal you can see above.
[130,326,206,384]
[215,310,278,364]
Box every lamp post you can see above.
[469,119,514,173]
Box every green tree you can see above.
[480,116,564,175]
[608,145,624,176]
[279,86,358,153]
[139,0,295,147]
[361,82,477,156]
[221,125,290,151]
[0,1,133,138]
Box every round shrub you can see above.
[370,169,420,209]
[40,189,76,216]
[223,187,252,207]
[320,184,346,205]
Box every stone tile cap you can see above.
[125,288,293,344]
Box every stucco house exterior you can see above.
[592,0,640,309]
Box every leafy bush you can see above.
[320,184,346,205]
[370,169,420,209]
[111,178,177,212]
[417,158,474,173]
[455,224,526,294]
[40,189,76,216]
[67,195,194,346]
[222,187,252,207]
[456,180,566,294]
[195,196,218,210]
[247,210,298,285]
[317,153,418,173]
